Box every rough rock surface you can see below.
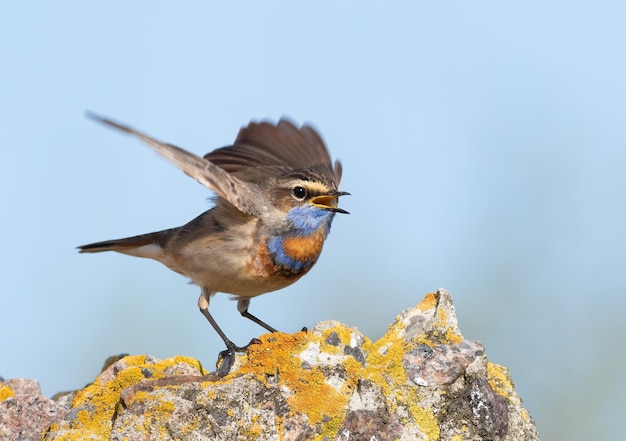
[1,289,539,440]
[0,378,70,441]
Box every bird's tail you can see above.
[77,229,174,258]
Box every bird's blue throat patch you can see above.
[285,205,335,235]
[266,205,334,272]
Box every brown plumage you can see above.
[78,113,348,374]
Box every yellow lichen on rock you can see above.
[19,291,537,441]
[366,329,410,396]
[487,362,516,400]
[0,384,13,402]
[235,326,362,439]
[409,403,440,440]
[44,355,206,441]
[487,361,531,421]
[363,318,441,439]
[125,389,176,414]
[418,291,439,311]
[235,329,309,383]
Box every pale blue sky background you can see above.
[2,2,625,439]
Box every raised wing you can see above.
[86,112,260,216]
[205,119,342,186]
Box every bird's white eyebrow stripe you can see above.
[283,180,330,194]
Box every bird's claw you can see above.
[215,338,263,377]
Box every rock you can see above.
[1,289,539,440]
[0,379,71,441]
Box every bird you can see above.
[78,113,349,371]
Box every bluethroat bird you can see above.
[78,113,348,369]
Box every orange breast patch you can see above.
[281,230,326,262]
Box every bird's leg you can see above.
[198,305,238,353]
[198,294,254,376]
[237,299,279,333]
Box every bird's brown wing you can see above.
[86,112,261,216]
[205,119,342,186]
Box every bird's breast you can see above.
[260,228,328,277]
[281,234,326,262]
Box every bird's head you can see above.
[268,169,349,233]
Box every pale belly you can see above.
[155,238,309,298]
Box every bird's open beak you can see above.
[310,191,350,214]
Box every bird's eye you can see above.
[292,186,307,200]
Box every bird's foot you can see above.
[215,338,262,377]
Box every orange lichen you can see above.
[234,327,362,439]
[236,330,308,378]
[36,293,527,440]
[418,292,439,311]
